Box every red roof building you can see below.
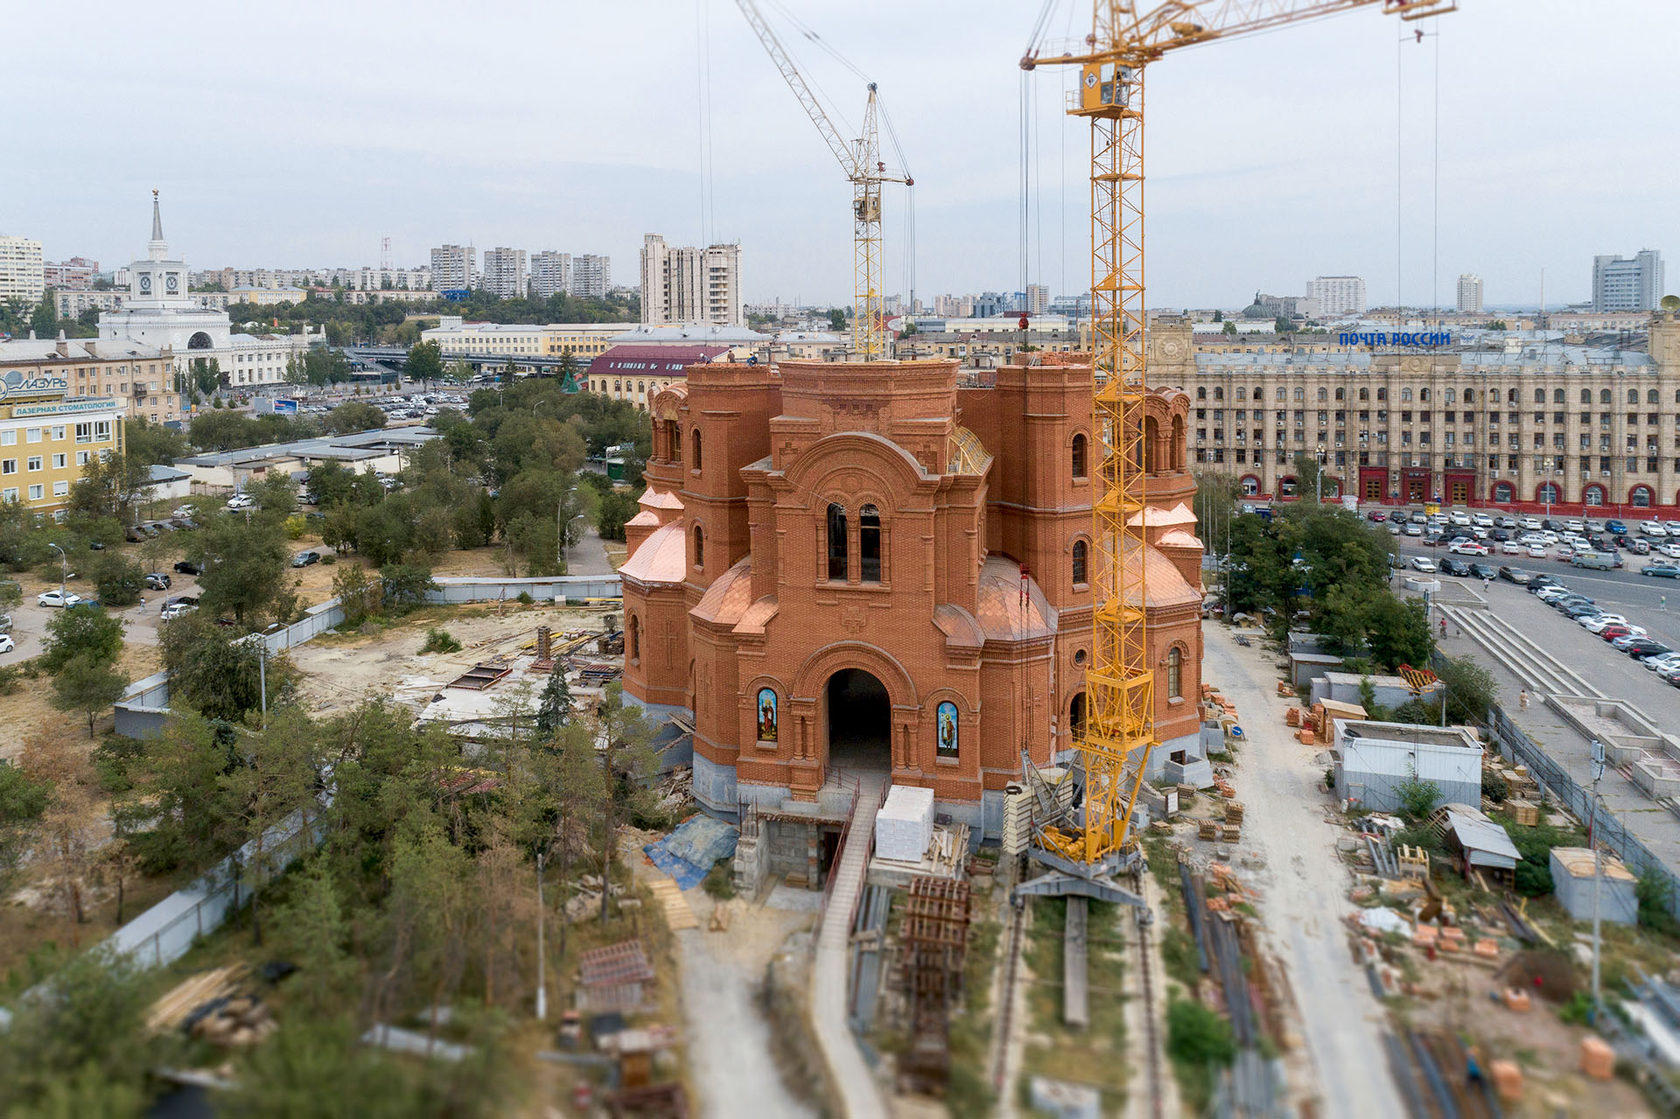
[586,344,728,410]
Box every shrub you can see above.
[420,628,462,654]
[1166,998,1235,1069]
[516,592,534,605]
[702,860,735,900]
[1394,775,1443,823]
[1636,871,1679,936]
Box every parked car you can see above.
[1582,613,1629,630]
[1408,556,1438,573]
[37,590,82,608]
[0,635,14,655]
[1624,640,1673,659]
[1472,513,1495,528]
[1605,519,1629,536]
[173,560,204,575]
[1441,558,1473,577]
[1366,510,1387,522]
[1518,517,1542,531]
[226,493,256,511]
[1642,653,1680,674]
[144,572,172,591]
[159,597,198,621]
[291,550,321,568]
[1448,511,1471,526]
[1611,634,1647,651]
[1528,574,1563,592]
[1404,523,1423,536]
[1497,566,1533,585]
[1639,520,1668,537]
[172,505,196,519]
[1642,563,1680,578]
[1572,552,1619,570]
[1564,602,1602,620]
[0,614,10,635]
[1469,563,1498,581]
[1448,539,1490,556]
[1624,537,1652,555]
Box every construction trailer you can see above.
[1333,721,1482,814]
[1550,847,1638,926]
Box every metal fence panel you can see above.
[1487,704,1680,920]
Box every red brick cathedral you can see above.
[619,353,1205,837]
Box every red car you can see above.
[1366,510,1388,522]
[1600,625,1637,642]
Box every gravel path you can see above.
[1204,626,1405,1119]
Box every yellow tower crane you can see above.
[736,0,912,360]
[1015,0,1455,907]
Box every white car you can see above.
[1584,518,1606,533]
[1404,523,1424,537]
[172,504,195,518]
[1536,586,1574,603]
[226,493,256,511]
[1581,613,1629,631]
[1472,513,1495,528]
[1448,540,1490,556]
[1388,522,1403,535]
[1640,521,1668,537]
[1519,517,1543,531]
[1659,543,1680,560]
[1563,519,1585,533]
[1667,521,1680,535]
[1500,541,1521,555]
[0,635,13,655]
[1526,544,1547,559]
[1448,511,1471,526]
[1643,653,1680,673]
[37,590,82,608]
[1409,556,1438,573]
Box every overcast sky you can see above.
[6,0,1674,310]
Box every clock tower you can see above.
[128,190,193,311]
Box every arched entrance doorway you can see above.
[826,667,890,771]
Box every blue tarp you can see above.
[643,813,739,891]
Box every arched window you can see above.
[1581,389,1592,404]
[1600,389,1612,404]
[1649,389,1660,405]
[1069,692,1086,739]
[1492,481,1515,503]
[1462,388,1474,404]
[1553,388,1565,403]
[1196,387,1206,400]
[1632,486,1654,508]
[859,504,882,582]
[670,423,682,462]
[1071,433,1088,479]
[691,428,703,471]
[1316,387,1328,401]
[628,615,640,664]
[1507,388,1518,404]
[1400,388,1413,402]
[1072,540,1088,586]
[1533,388,1545,404]
[692,523,704,568]
[826,503,848,581]
[1628,389,1639,405]
[1420,388,1430,402]
[1358,387,1369,402]
[1538,482,1561,504]
[1583,485,1605,507]
[1166,647,1183,700]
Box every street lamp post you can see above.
[48,542,68,600]
[1316,443,1326,505]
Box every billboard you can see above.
[273,398,299,415]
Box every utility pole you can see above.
[258,642,268,723]
[536,848,548,1021]
[1590,738,1605,1014]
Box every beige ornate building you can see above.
[1152,311,1680,512]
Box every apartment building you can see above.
[0,361,124,515]
[531,251,570,299]
[639,235,742,326]
[0,235,45,305]
[1593,250,1664,313]
[1154,312,1680,512]
[481,247,528,299]
[1306,275,1366,318]
[571,254,611,300]
[43,257,99,290]
[1456,273,1484,314]
[430,244,477,292]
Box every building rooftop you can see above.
[608,323,769,345]
[0,336,170,363]
[177,426,438,469]
[589,344,728,378]
[1342,721,1478,750]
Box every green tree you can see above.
[1290,451,1326,502]
[121,416,188,466]
[332,564,383,626]
[51,653,130,737]
[379,563,437,612]
[66,447,152,525]
[1363,594,1434,671]
[220,707,322,945]
[1394,773,1443,821]
[190,410,261,451]
[118,714,237,872]
[40,605,125,674]
[325,400,387,434]
[1437,654,1498,725]
[0,760,51,893]
[160,613,290,722]
[1274,315,1292,334]
[536,665,572,740]
[89,551,145,607]
[405,340,445,384]
[828,308,847,332]
[0,948,175,1113]
[189,356,225,395]
[190,505,291,626]
[1222,319,1237,335]
[595,488,642,542]
[1166,998,1235,1068]
[595,684,661,921]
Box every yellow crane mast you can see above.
[736,0,912,360]
[1016,0,1455,906]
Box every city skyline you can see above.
[4,0,1678,310]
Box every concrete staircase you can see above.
[1441,604,1604,698]
[811,770,888,1119]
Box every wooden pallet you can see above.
[646,877,699,931]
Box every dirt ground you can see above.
[621,833,820,1119]
[287,601,614,720]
